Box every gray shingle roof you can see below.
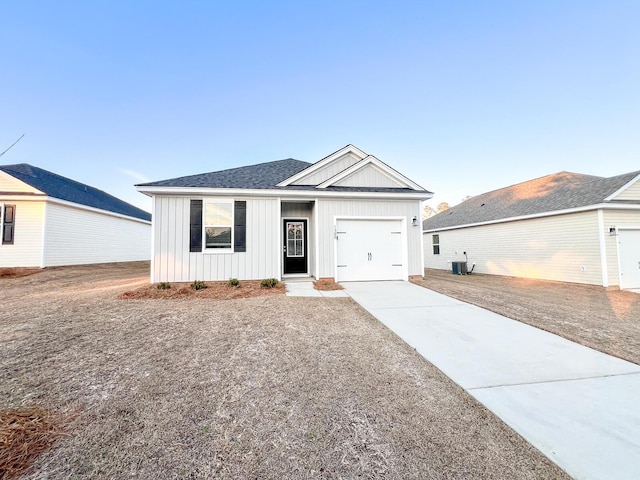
[137,157,429,194]
[138,159,312,189]
[0,163,151,222]
[423,170,640,231]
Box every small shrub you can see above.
[156,282,171,290]
[191,280,207,290]
[228,278,240,287]
[260,278,279,288]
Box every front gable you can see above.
[332,163,407,188]
[0,170,43,194]
[280,145,368,186]
[278,144,425,191]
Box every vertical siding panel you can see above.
[167,198,177,282]
[258,202,269,278]
[160,197,170,282]
[154,197,162,282]
[181,198,190,282]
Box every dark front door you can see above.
[283,219,308,274]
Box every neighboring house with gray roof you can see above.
[423,170,640,289]
[0,164,151,268]
[137,144,432,283]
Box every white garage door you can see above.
[619,230,640,289]
[336,219,404,282]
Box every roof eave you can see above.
[422,202,640,233]
[136,185,433,200]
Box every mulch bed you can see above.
[313,279,344,291]
[0,268,42,279]
[118,280,285,300]
[0,407,68,480]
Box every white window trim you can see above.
[432,234,440,255]
[0,204,4,245]
[203,198,234,254]
[285,220,305,257]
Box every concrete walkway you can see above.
[343,281,640,480]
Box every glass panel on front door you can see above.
[286,221,304,257]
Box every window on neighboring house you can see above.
[204,201,233,250]
[2,204,15,245]
[432,234,440,255]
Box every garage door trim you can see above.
[333,215,408,282]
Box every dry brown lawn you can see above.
[414,269,640,365]
[1,262,568,479]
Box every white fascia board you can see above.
[46,197,152,225]
[137,185,433,201]
[422,202,640,233]
[0,193,47,202]
[317,155,422,190]
[604,173,640,201]
[275,144,368,187]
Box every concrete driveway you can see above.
[343,281,640,480]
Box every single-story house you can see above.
[136,144,432,283]
[0,163,152,268]
[423,170,640,290]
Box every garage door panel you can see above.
[336,219,405,282]
[619,230,640,289]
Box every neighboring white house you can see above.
[136,144,432,283]
[0,164,151,268]
[423,170,640,290]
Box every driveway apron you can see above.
[343,281,640,480]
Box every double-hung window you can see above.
[204,200,233,251]
[432,234,440,255]
[1,204,15,245]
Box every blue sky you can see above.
[2,1,639,212]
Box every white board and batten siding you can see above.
[152,195,280,283]
[0,199,45,267]
[316,198,423,280]
[424,211,604,285]
[43,202,150,266]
